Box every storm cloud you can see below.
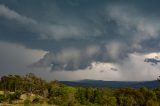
[33,2,160,71]
[0,0,160,80]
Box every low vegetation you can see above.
[0,73,160,106]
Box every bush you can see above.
[118,96,133,106]
[14,91,21,99]
[0,95,5,103]
[47,97,62,105]
[102,96,117,106]
[146,99,159,106]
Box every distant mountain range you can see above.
[61,79,160,88]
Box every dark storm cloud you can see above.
[0,0,160,71]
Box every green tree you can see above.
[75,87,87,105]
[118,96,134,106]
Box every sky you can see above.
[0,0,160,81]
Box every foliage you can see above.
[47,97,63,105]
[0,95,5,103]
[0,73,160,105]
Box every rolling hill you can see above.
[61,80,160,88]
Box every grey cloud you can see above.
[107,5,160,42]
[39,23,102,40]
[0,41,46,75]
[0,4,102,41]
[33,4,160,71]
[33,46,100,71]
[0,1,160,72]
[0,5,37,25]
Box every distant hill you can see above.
[60,80,160,88]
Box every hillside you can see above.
[61,80,160,88]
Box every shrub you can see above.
[118,96,133,106]
[146,99,159,106]
[14,91,21,99]
[0,95,5,103]
[47,97,62,105]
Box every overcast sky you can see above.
[0,0,160,81]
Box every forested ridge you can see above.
[0,73,160,106]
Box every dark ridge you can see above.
[60,80,160,88]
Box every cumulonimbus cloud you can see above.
[33,4,160,71]
[1,2,160,73]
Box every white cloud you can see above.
[144,52,160,58]
[89,61,118,71]
[118,52,160,81]
[38,62,121,81]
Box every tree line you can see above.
[0,73,160,106]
